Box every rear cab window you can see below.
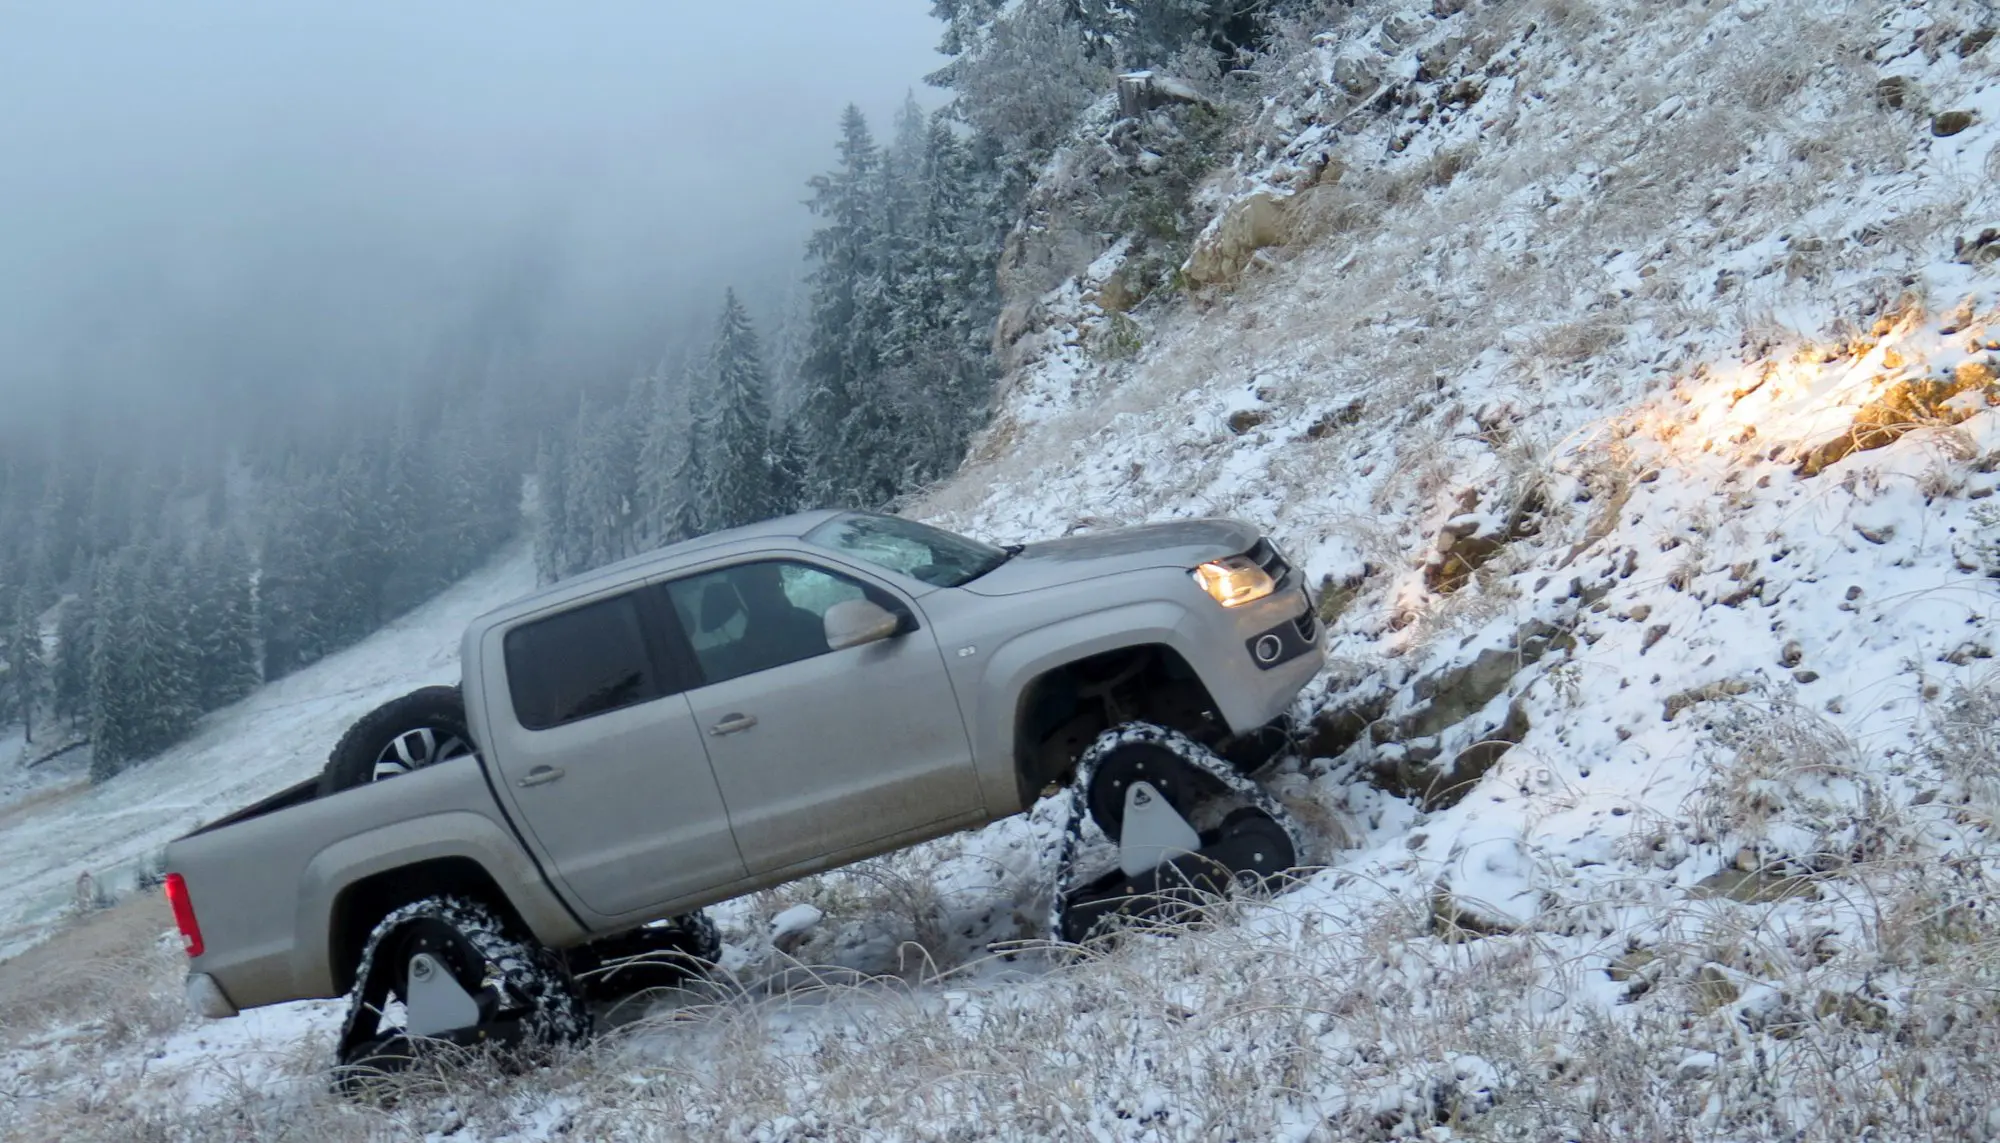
[504,591,665,730]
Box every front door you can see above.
[484,587,745,919]
[662,558,982,875]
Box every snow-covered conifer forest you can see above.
[6,0,2000,1138]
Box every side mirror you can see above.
[824,599,902,651]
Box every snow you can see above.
[9,1,2000,1138]
[0,542,536,963]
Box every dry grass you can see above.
[8,683,1997,1143]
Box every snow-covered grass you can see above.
[8,0,2000,1138]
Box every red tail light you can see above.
[164,873,204,958]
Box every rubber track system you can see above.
[334,896,588,1092]
[1046,723,1308,946]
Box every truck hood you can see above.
[960,518,1261,596]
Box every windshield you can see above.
[805,513,1012,588]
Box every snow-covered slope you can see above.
[8,2,2000,1139]
[0,544,534,962]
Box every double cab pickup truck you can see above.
[161,509,1325,1071]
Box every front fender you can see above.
[968,600,1208,814]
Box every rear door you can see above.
[484,586,745,919]
[661,556,983,875]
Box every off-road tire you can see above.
[1048,722,1309,947]
[569,910,723,1000]
[333,895,588,1093]
[318,685,472,796]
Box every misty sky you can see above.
[0,0,944,431]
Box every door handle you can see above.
[517,765,566,788]
[709,713,758,737]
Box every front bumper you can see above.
[185,972,239,1020]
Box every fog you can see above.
[0,0,944,437]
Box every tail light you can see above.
[164,873,204,958]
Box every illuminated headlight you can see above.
[1192,556,1277,608]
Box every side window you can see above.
[505,592,664,731]
[664,560,887,687]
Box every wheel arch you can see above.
[295,807,590,999]
[1003,640,1228,810]
[325,857,526,995]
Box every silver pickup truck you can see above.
[162,509,1323,1075]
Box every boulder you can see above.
[1933,109,1977,137]
[1116,72,1212,120]
[1333,49,1382,96]
[1181,191,1294,288]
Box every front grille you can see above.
[1295,606,1318,640]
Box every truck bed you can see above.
[164,755,587,1012]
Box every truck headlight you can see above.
[1192,556,1276,608]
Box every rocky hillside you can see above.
[912,0,2000,1134]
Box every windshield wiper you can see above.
[961,545,1021,585]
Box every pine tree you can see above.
[142,546,202,749]
[52,584,93,728]
[188,529,260,713]
[664,431,710,544]
[430,403,521,588]
[798,105,886,505]
[930,0,1109,199]
[91,540,201,778]
[634,366,684,550]
[10,592,44,744]
[87,552,136,781]
[561,396,622,575]
[532,433,572,585]
[259,466,336,680]
[768,419,809,514]
[700,290,777,531]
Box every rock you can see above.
[1676,1052,1718,1081]
[1306,691,1391,759]
[1641,624,1671,654]
[1854,522,1894,545]
[1796,374,1992,477]
[1429,886,1518,942]
[1605,947,1656,982]
[1379,11,1428,47]
[1305,400,1366,439]
[1933,110,1977,137]
[1793,670,1820,685]
[1874,76,1921,111]
[1432,700,1530,806]
[1182,192,1293,288]
[1418,33,1466,77]
[1779,640,1804,668]
[1815,990,1888,1031]
[1662,679,1752,721]
[1116,71,1212,120]
[769,903,824,956]
[1332,50,1381,96]
[1693,867,1818,904]
[1096,270,1140,314]
[1692,964,1739,1014]
[1425,487,1546,594]
[1227,408,1272,435]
